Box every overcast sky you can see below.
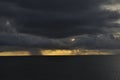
[0,0,120,49]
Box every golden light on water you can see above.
[41,49,112,56]
[0,49,112,56]
[0,51,31,56]
[41,50,75,56]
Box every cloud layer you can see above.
[0,0,120,50]
[64,34,120,49]
[0,0,120,38]
[0,33,71,49]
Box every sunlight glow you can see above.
[70,38,76,42]
[41,49,112,56]
[0,49,112,56]
[0,51,31,56]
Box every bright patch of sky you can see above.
[101,4,120,11]
[101,4,120,24]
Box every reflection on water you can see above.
[0,49,112,56]
[0,51,31,56]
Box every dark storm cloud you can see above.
[0,17,70,49]
[0,17,120,50]
[1,0,120,50]
[1,33,120,49]
[0,33,70,49]
[0,0,119,38]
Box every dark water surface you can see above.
[0,56,120,80]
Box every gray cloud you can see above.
[0,33,70,49]
[0,17,69,49]
[1,33,120,50]
[0,0,119,38]
[0,17,18,34]
[0,0,120,50]
[63,34,120,49]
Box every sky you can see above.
[0,0,120,50]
